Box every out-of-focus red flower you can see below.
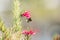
[22,30,29,35]
[21,11,31,19]
[21,11,32,23]
[22,30,36,35]
[29,30,36,35]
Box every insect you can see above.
[21,11,32,23]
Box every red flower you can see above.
[21,11,31,19]
[22,30,29,35]
[29,30,36,35]
[22,30,36,35]
[21,11,32,23]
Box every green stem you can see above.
[27,35,29,40]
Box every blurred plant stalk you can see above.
[0,0,22,40]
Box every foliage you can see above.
[0,0,22,40]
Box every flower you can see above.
[21,11,31,19]
[22,30,36,40]
[29,30,36,35]
[22,30,29,35]
[22,30,36,36]
[21,11,32,22]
